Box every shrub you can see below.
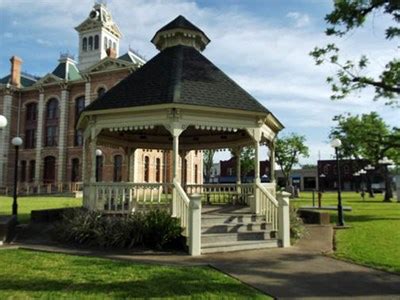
[290,205,305,241]
[54,208,183,251]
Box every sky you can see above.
[0,0,399,165]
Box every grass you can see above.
[0,196,82,223]
[0,249,269,299]
[295,191,400,273]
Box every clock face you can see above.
[89,10,99,20]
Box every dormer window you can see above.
[82,37,87,51]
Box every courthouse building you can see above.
[0,3,202,193]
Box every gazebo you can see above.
[78,15,290,255]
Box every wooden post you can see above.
[189,193,202,256]
[277,191,291,247]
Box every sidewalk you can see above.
[9,224,400,299]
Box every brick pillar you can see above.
[0,91,13,187]
[57,87,69,184]
[35,92,45,188]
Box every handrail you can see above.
[174,179,190,205]
[256,181,279,207]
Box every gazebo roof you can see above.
[84,44,270,114]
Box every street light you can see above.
[378,157,394,202]
[318,173,326,208]
[95,149,103,182]
[0,115,7,128]
[365,164,375,198]
[359,169,367,201]
[330,138,344,226]
[11,136,23,217]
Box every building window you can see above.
[71,158,80,182]
[45,99,58,147]
[94,35,99,50]
[112,42,116,50]
[113,155,122,182]
[43,156,56,183]
[20,160,26,183]
[29,160,35,182]
[25,103,37,149]
[82,37,87,51]
[183,159,187,184]
[144,156,149,182]
[88,36,93,51]
[97,87,106,98]
[108,39,112,49]
[74,96,85,146]
[96,155,103,182]
[194,164,198,184]
[156,158,161,183]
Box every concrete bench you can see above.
[298,209,331,225]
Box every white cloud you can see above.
[3,32,13,38]
[286,12,311,28]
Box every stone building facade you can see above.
[0,3,202,193]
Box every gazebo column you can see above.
[247,128,262,214]
[169,125,185,216]
[269,140,276,183]
[232,147,242,204]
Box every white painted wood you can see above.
[189,193,202,256]
[277,191,291,248]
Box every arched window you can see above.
[194,164,198,184]
[45,99,59,147]
[88,36,93,51]
[112,42,116,50]
[71,158,80,182]
[20,160,27,183]
[113,155,122,182]
[183,159,188,184]
[25,103,37,149]
[82,37,87,51]
[43,156,56,183]
[74,96,85,146]
[104,37,108,49]
[94,35,99,50]
[108,39,112,49]
[29,160,35,182]
[97,87,106,98]
[144,156,149,182]
[156,158,161,183]
[96,155,103,182]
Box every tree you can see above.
[310,0,400,106]
[229,147,255,178]
[275,133,310,188]
[330,112,400,201]
[203,150,215,183]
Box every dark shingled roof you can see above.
[84,45,269,114]
[153,15,207,39]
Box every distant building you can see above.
[218,157,270,183]
[276,168,317,191]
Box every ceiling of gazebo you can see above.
[97,125,257,151]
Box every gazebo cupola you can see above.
[151,15,210,52]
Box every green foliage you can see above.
[310,0,400,106]
[330,112,400,165]
[55,209,183,250]
[275,133,310,187]
[203,149,216,182]
[0,250,269,299]
[240,147,255,177]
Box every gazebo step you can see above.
[201,222,272,234]
[201,239,279,254]
[201,214,265,226]
[202,231,274,244]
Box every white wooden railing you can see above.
[174,179,190,237]
[88,182,173,214]
[1,181,83,196]
[256,182,279,231]
[185,183,254,205]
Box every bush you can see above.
[54,208,183,251]
[290,205,305,241]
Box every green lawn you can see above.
[0,196,82,223]
[295,191,400,273]
[0,249,269,299]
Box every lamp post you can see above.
[378,157,394,202]
[359,169,367,201]
[353,171,360,193]
[331,138,344,226]
[318,173,326,208]
[11,137,23,217]
[365,164,375,198]
[95,149,102,182]
[0,115,7,129]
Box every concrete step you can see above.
[201,239,279,254]
[202,231,274,244]
[201,214,265,226]
[201,222,272,234]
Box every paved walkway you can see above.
[7,225,400,299]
